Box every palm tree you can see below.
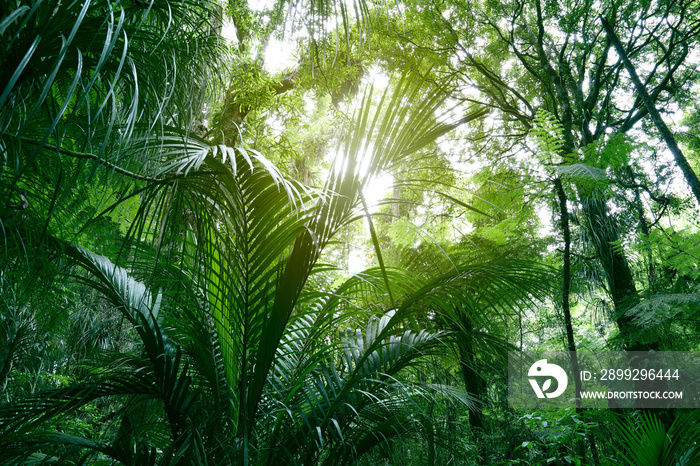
[1,1,553,464]
[0,63,551,463]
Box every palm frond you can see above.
[614,411,700,466]
[556,163,608,182]
[624,294,700,326]
[262,310,446,464]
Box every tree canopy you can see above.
[2,0,700,464]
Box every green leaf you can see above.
[555,163,607,181]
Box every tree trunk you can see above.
[578,193,647,349]
[458,319,484,430]
[555,178,600,465]
[626,166,657,290]
[426,399,436,466]
[601,16,700,207]
[554,178,581,392]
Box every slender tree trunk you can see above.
[458,346,484,429]
[426,399,436,466]
[601,16,700,206]
[445,369,456,464]
[555,178,601,465]
[554,179,580,386]
[626,166,656,290]
[458,318,484,430]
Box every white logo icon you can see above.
[528,359,568,399]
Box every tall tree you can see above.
[373,0,700,349]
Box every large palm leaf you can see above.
[134,70,481,463]
[0,243,198,464]
[0,0,224,281]
[614,411,700,466]
[263,311,448,465]
[138,70,481,462]
[1,56,537,465]
[258,258,551,464]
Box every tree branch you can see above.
[17,138,161,182]
[601,16,700,206]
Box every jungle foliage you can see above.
[2,0,700,464]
